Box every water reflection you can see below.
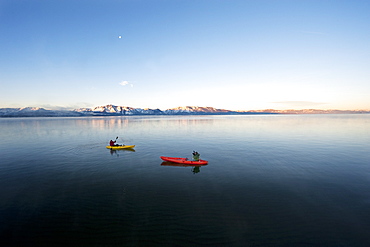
[160,161,207,174]
[72,117,132,130]
[1,115,370,246]
[109,148,135,157]
[192,166,201,174]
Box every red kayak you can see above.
[160,156,208,165]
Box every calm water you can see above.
[0,115,370,246]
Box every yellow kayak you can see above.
[106,145,135,149]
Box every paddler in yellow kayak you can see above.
[109,137,121,146]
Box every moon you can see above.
[118,35,122,39]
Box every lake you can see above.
[0,114,370,246]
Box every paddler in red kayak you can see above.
[192,151,200,161]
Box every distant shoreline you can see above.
[1,105,369,117]
[1,112,369,118]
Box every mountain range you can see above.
[0,105,369,117]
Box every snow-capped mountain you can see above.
[72,105,236,115]
[0,107,81,117]
[74,105,164,115]
[0,105,240,117]
[1,104,369,117]
[74,105,237,115]
[165,106,231,114]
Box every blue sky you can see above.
[1,0,370,110]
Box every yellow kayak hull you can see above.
[106,145,135,149]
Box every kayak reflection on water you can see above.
[192,166,200,174]
[110,149,119,156]
[160,161,207,174]
[110,148,135,157]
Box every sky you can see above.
[1,0,370,111]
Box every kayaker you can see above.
[109,140,117,146]
[192,151,200,161]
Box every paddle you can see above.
[116,136,124,146]
[115,136,120,146]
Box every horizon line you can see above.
[1,104,370,112]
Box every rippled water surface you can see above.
[1,115,370,246]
